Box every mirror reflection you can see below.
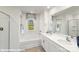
[49,14,79,38]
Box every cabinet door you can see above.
[44,37,60,52]
[40,34,44,47]
[43,36,68,52]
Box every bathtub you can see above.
[19,32,41,50]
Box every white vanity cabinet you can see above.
[41,34,69,52]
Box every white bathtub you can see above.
[19,32,41,50]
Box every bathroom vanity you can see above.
[40,33,79,52]
[41,33,68,52]
[39,7,79,52]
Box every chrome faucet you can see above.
[66,36,71,42]
[46,31,52,34]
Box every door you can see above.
[0,12,9,51]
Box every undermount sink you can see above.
[57,39,73,46]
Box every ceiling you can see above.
[17,6,54,14]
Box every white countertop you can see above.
[41,33,79,52]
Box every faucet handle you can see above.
[66,36,71,42]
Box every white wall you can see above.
[0,7,21,50]
[39,12,45,32]
[39,10,50,33]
